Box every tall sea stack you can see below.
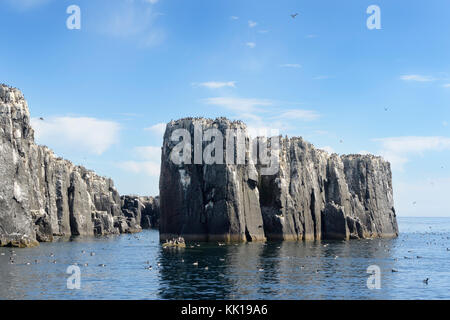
[159,118,398,242]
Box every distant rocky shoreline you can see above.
[0,84,398,248]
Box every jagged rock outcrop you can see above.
[159,118,398,242]
[121,195,160,229]
[0,84,143,247]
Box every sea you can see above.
[0,217,449,300]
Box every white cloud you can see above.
[374,136,450,170]
[192,81,236,89]
[306,34,317,38]
[248,20,257,28]
[230,16,239,20]
[275,109,320,121]
[144,122,166,137]
[143,0,159,3]
[133,146,161,161]
[400,74,436,82]
[118,161,160,177]
[280,64,302,68]
[118,145,161,177]
[246,42,256,48]
[443,83,450,88]
[31,117,120,155]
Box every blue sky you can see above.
[1,0,449,216]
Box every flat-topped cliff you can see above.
[159,118,398,242]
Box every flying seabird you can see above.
[291,13,299,19]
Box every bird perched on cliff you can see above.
[291,13,299,19]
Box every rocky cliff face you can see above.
[121,195,160,229]
[160,118,266,242]
[159,118,398,242]
[0,84,152,247]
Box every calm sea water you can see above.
[0,217,449,300]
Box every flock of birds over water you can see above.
[1,224,449,291]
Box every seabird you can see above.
[193,261,199,266]
[423,278,429,284]
[290,13,299,19]
[90,252,95,256]
[391,269,398,272]
[39,117,44,121]
[98,264,106,267]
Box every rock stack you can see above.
[159,118,398,242]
